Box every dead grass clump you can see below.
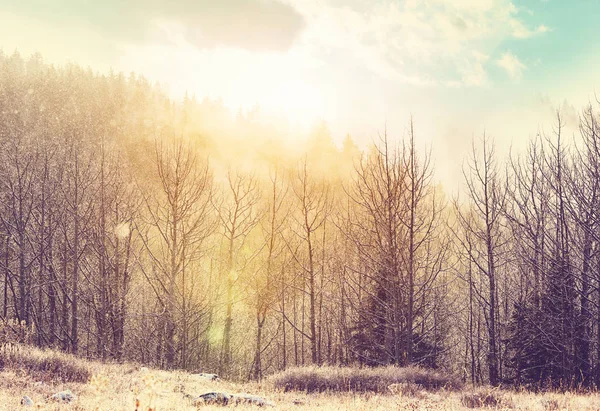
[388,382,426,399]
[542,398,561,411]
[269,365,461,393]
[0,344,91,383]
[541,395,573,411]
[461,388,513,409]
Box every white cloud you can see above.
[457,51,490,86]
[286,0,547,87]
[510,19,550,38]
[496,51,527,79]
[8,0,306,52]
[538,25,550,34]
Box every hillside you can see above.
[5,50,600,391]
[1,346,600,410]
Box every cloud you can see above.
[456,51,490,86]
[496,51,527,79]
[6,0,547,88]
[8,0,306,52]
[510,20,550,38]
[287,0,547,87]
[154,0,306,51]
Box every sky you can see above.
[1,0,600,189]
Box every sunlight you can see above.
[242,77,324,127]
[120,34,328,132]
[4,1,600,406]
[213,50,325,128]
[114,222,131,239]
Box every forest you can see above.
[1,50,600,391]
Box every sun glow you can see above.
[228,72,325,127]
[118,35,327,131]
[199,47,326,128]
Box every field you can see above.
[1,346,600,410]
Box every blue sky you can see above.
[0,0,599,187]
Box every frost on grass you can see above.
[0,344,90,383]
[269,365,462,393]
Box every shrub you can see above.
[0,318,34,345]
[268,365,461,393]
[0,344,91,383]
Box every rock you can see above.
[231,393,275,407]
[192,392,231,406]
[191,391,274,407]
[20,396,34,406]
[50,390,76,403]
[196,373,219,381]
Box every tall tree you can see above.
[290,157,330,365]
[140,137,213,368]
[215,169,261,374]
[456,134,507,385]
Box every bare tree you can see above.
[455,134,507,385]
[289,157,330,365]
[214,169,261,374]
[139,137,214,368]
[249,166,289,379]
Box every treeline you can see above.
[1,51,600,389]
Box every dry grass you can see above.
[0,347,600,410]
[268,365,462,393]
[460,387,514,408]
[0,344,91,383]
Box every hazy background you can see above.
[1,0,598,189]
